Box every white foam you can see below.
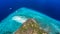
[12,16,27,24]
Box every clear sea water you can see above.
[0,7,60,34]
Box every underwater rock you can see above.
[14,19,48,34]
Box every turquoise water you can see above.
[0,7,60,34]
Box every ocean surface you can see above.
[0,0,60,21]
[0,7,60,34]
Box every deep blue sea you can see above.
[0,0,60,34]
[0,0,60,21]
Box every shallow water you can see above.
[0,7,60,34]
